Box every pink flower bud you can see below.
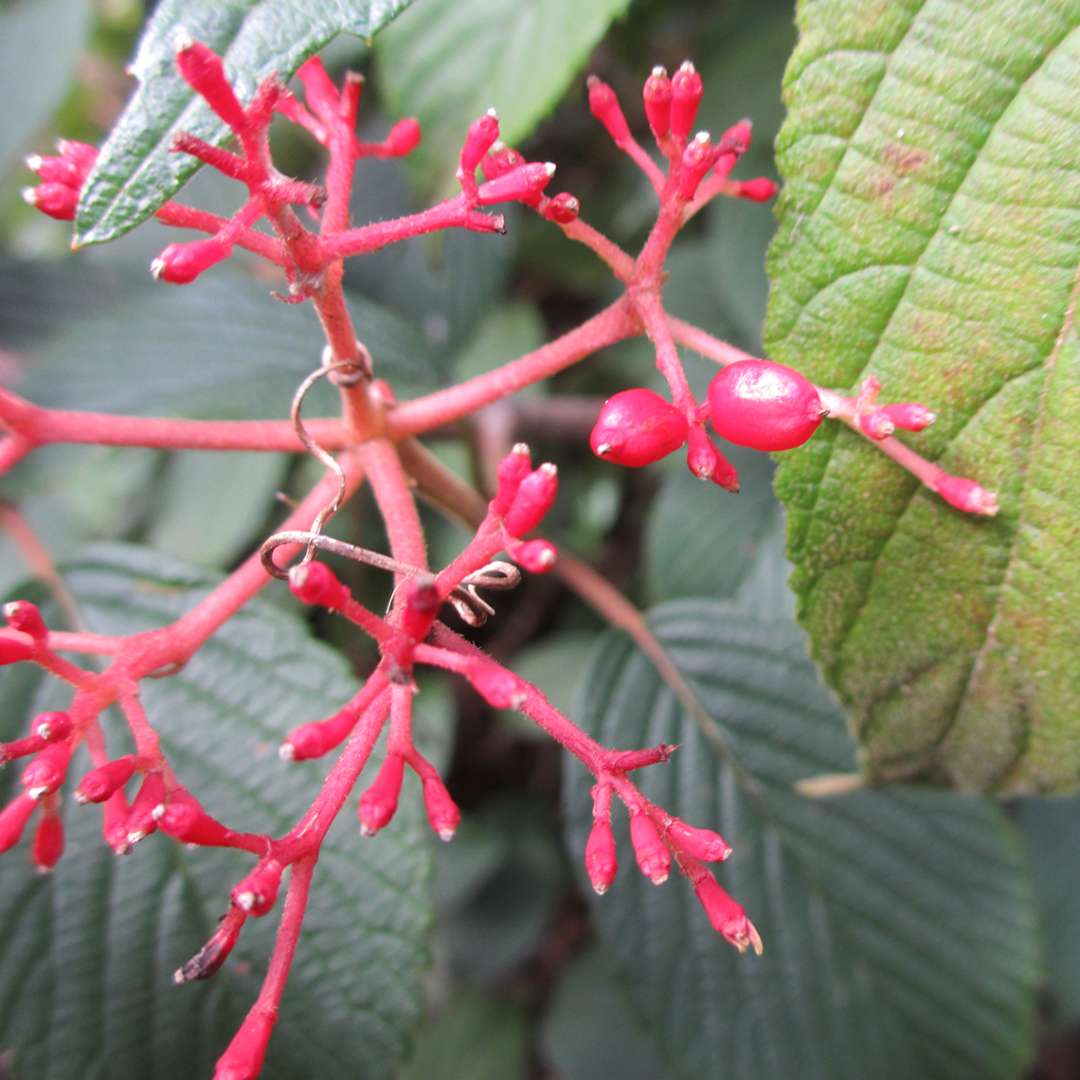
[667,818,731,862]
[150,239,230,284]
[590,388,689,468]
[460,109,500,178]
[383,117,421,156]
[232,858,284,916]
[26,153,82,186]
[288,560,349,608]
[125,771,166,845]
[587,76,631,144]
[677,132,720,201]
[21,742,72,800]
[720,118,753,155]
[32,812,64,872]
[585,817,618,895]
[0,793,37,853]
[468,662,527,710]
[693,873,763,954]
[280,705,357,762]
[32,711,72,743]
[629,811,670,885]
[158,788,236,846]
[492,443,532,516]
[670,61,703,140]
[358,754,405,836]
[858,409,895,440]
[402,577,441,641]
[4,600,47,640]
[175,910,245,983]
[735,177,778,202]
[0,734,46,766]
[57,138,99,171]
[503,464,558,537]
[214,1009,275,1080]
[22,182,78,220]
[477,161,556,207]
[685,427,740,492]
[542,192,580,224]
[481,144,525,181]
[933,474,999,516]
[642,66,672,140]
[513,539,558,574]
[103,790,132,854]
[422,773,460,841]
[882,402,936,431]
[175,40,248,131]
[75,755,137,803]
[708,359,823,452]
[0,635,34,666]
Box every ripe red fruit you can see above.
[707,359,823,452]
[590,388,689,467]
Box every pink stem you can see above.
[635,292,696,412]
[360,439,427,582]
[666,314,753,366]
[387,299,639,438]
[557,218,636,281]
[154,202,285,264]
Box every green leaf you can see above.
[0,544,432,1079]
[399,991,529,1080]
[375,0,633,190]
[564,599,1039,1080]
[0,0,91,171]
[12,265,440,417]
[764,0,1080,791]
[75,0,419,246]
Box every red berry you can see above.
[590,388,689,467]
[707,359,823,452]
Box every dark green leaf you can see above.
[764,0,1080,791]
[0,0,91,169]
[375,0,634,190]
[0,544,433,1079]
[565,599,1039,1080]
[75,0,419,246]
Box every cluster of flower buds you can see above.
[22,139,98,221]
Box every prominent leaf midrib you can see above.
[795,19,1078,706]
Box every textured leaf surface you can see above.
[75,0,417,246]
[0,545,432,1079]
[376,0,633,189]
[764,0,1080,791]
[565,600,1038,1080]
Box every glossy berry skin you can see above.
[707,360,822,452]
[590,389,689,467]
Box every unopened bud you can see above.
[0,635,35,666]
[513,539,557,574]
[402,576,440,641]
[0,793,37,853]
[481,143,525,181]
[933,474,999,516]
[175,40,248,131]
[460,109,500,178]
[75,755,136,803]
[858,409,895,440]
[22,182,78,220]
[158,788,235,846]
[4,601,47,640]
[735,177,778,202]
[358,754,405,836]
[383,117,421,156]
[31,813,64,872]
[288,560,350,608]
[468,662,527,710]
[677,132,718,201]
[643,66,672,141]
[151,238,230,284]
[542,191,580,224]
[280,705,358,762]
[0,734,47,767]
[503,463,558,537]
[103,790,132,854]
[32,711,72,743]
[670,61,703,140]
[477,161,556,207]
[492,443,532,516]
[421,773,460,841]
[175,910,245,983]
[125,771,166,845]
[585,816,618,894]
[629,811,670,884]
[667,818,731,862]
[693,873,763,954]
[57,138,99,171]
[882,402,936,431]
[232,858,284,916]
[587,76,630,144]
[26,153,81,186]
[720,118,753,155]
[21,742,72,800]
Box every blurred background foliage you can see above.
[0,1,1077,1078]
